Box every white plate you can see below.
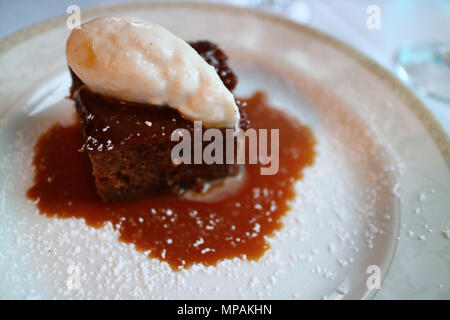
[0,2,449,300]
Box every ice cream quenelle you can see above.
[66,16,240,128]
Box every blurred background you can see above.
[1,0,449,133]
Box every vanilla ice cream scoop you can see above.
[66,16,240,128]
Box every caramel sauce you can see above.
[27,92,316,269]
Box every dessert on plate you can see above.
[66,16,249,202]
[27,15,315,268]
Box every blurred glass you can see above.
[395,42,450,103]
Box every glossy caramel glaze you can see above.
[27,92,316,269]
[73,87,249,153]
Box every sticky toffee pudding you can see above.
[26,17,316,269]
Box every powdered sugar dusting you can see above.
[0,89,403,299]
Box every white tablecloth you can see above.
[1,0,448,134]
